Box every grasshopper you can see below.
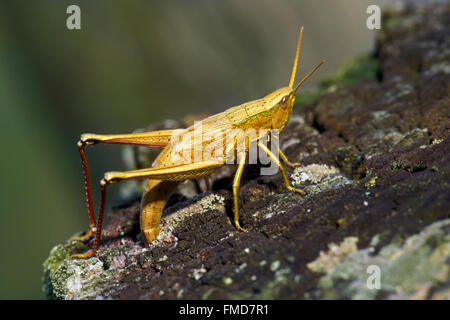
[71,27,324,259]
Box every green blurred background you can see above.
[0,0,391,299]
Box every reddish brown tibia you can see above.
[70,141,95,241]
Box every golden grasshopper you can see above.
[71,27,324,259]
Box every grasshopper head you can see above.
[263,86,296,132]
[267,27,324,131]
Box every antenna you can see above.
[288,26,304,88]
[293,60,325,94]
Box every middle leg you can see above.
[232,151,248,232]
[279,149,302,168]
[258,141,306,196]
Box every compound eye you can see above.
[280,95,289,109]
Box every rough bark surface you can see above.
[44,2,450,300]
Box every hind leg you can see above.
[71,160,225,259]
[71,129,184,244]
